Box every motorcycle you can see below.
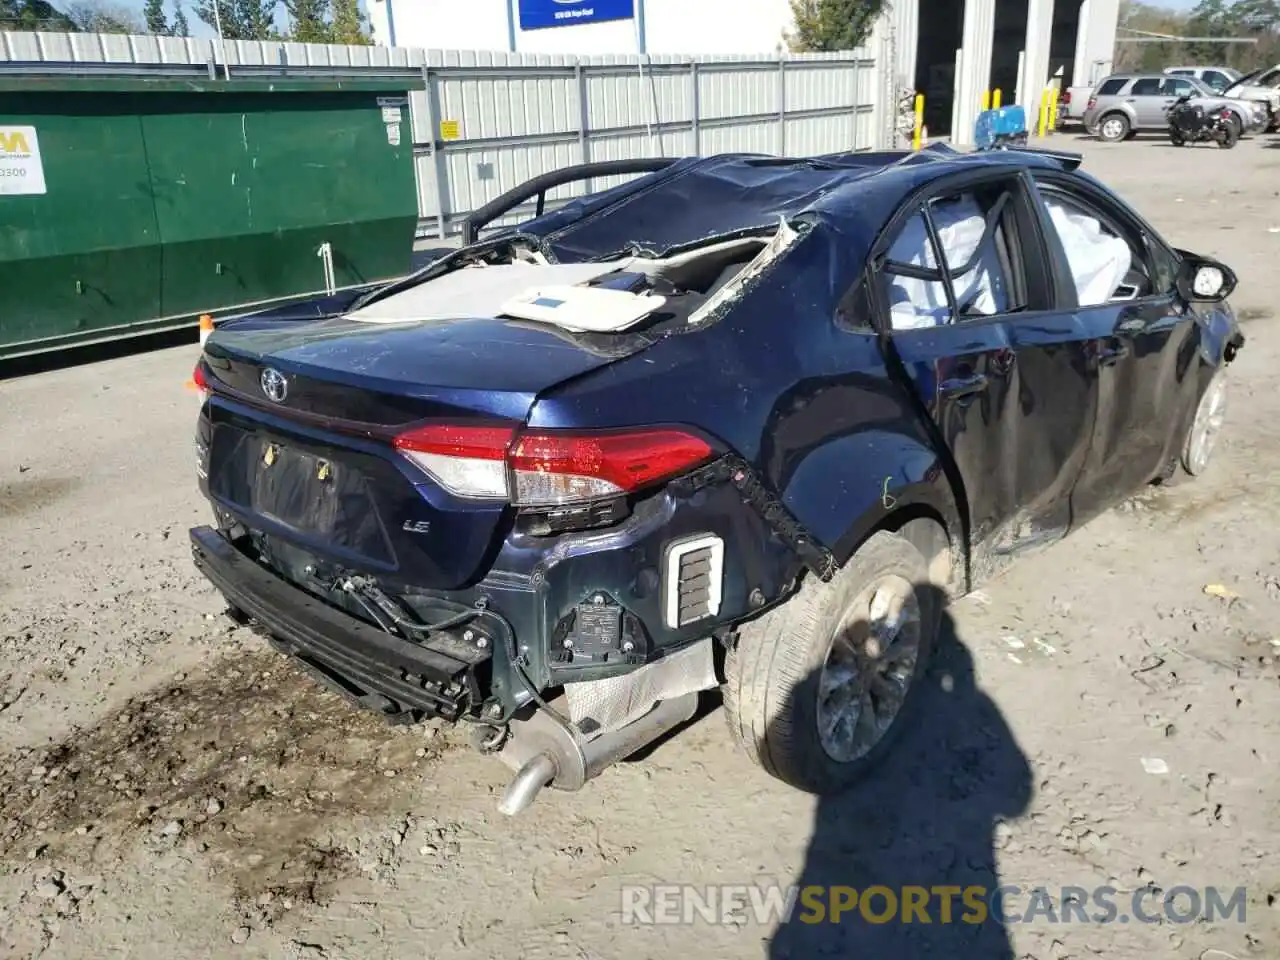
[1167,95,1239,148]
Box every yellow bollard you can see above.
[981,89,991,111]
[912,93,924,150]
[1048,87,1059,131]
[1038,90,1049,137]
[992,88,1002,109]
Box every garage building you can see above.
[368,0,1120,144]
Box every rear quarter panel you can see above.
[527,224,963,584]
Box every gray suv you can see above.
[1084,73,1268,141]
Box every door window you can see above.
[1130,78,1162,96]
[1033,184,1176,306]
[1096,78,1127,96]
[1203,70,1230,91]
[880,183,1029,330]
[1162,78,1195,97]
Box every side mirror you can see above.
[1175,253,1237,303]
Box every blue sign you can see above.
[518,0,635,30]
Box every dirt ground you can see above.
[1,134,1278,960]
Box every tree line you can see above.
[1114,0,1279,74]
[0,0,372,44]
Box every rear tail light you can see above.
[1087,96,1097,109]
[190,360,210,403]
[1063,90,1071,105]
[392,424,714,506]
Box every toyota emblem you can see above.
[260,367,288,403]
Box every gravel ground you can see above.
[1,134,1278,960]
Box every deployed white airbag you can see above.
[499,284,668,333]
[1043,197,1133,306]
[885,196,1009,330]
[345,261,625,325]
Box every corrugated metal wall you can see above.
[2,30,888,240]
[890,0,919,90]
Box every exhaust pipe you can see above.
[497,754,557,817]
[495,692,699,816]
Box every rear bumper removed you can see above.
[190,525,475,722]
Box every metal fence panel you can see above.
[3,28,894,239]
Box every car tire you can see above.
[722,530,939,794]
[1182,371,1228,476]
[1098,113,1130,142]
[1219,123,1240,148]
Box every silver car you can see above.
[1083,73,1268,142]
[1164,65,1242,94]
[1223,64,1280,131]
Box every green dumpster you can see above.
[0,72,421,360]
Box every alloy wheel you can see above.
[816,575,922,764]
[1185,374,1228,475]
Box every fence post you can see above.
[576,60,593,193]
[777,54,787,156]
[850,54,859,152]
[691,61,701,156]
[882,16,897,150]
[422,64,448,240]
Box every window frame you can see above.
[1027,170,1182,309]
[857,168,1059,337]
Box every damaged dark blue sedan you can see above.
[188,145,1244,814]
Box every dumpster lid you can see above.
[0,63,423,95]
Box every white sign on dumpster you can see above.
[0,126,46,196]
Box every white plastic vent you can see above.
[663,534,725,630]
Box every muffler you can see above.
[495,691,699,816]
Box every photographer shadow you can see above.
[768,585,1033,959]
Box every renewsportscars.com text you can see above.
[620,884,1248,927]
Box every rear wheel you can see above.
[1098,113,1130,143]
[722,530,939,794]
[1218,122,1240,148]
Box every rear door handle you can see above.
[939,371,989,400]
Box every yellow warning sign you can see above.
[439,119,461,141]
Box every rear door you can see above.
[1128,76,1168,127]
[1027,171,1201,524]
[876,169,1099,557]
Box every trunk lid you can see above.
[200,301,654,590]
